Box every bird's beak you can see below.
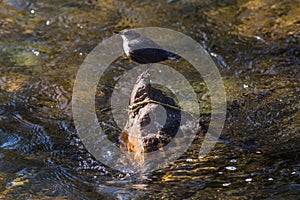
[114,31,120,34]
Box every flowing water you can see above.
[0,0,299,199]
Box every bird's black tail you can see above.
[167,51,181,62]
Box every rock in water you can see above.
[119,69,199,167]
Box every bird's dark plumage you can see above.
[116,29,181,64]
[129,48,180,64]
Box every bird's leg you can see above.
[146,63,152,71]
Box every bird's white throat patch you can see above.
[121,35,130,57]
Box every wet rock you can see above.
[120,70,179,152]
[119,69,199,164]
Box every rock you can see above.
[119,69,199,165]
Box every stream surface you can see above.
[0,0,299,199]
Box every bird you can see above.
[115,29,180,64]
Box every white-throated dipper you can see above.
[115,29,180,64]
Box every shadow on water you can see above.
[0,0,299,199]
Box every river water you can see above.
[0,0,299,199]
